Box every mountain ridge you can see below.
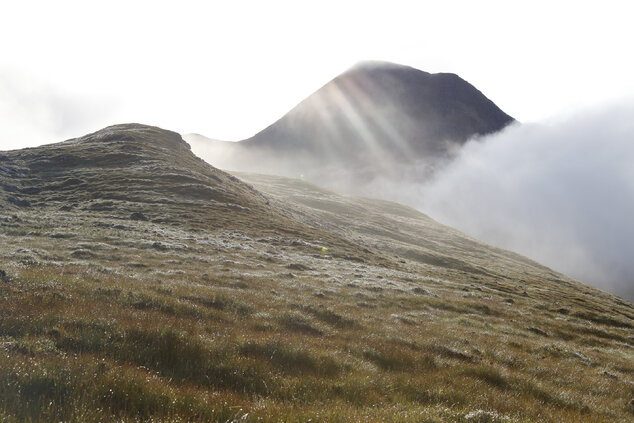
[186,61,514,189]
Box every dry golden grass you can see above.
[0,252,631,422]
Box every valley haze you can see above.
[186,62,634,302]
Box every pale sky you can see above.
[1,0,633,149]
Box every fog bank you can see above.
[410,101,634,301]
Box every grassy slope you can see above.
[0,125,632,422]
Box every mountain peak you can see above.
[252,61,513,152]
[193,62,514,188]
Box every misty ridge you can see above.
[190,92,634,301]
[186,61,513,188]
[3,60,632,301]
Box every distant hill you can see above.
[0,124,266,219]
[186,61,514,187]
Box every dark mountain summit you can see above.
[186,61,514,186]
[245,61,513,156]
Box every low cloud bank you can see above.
[409,101,634,300]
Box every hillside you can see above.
[0,123,371,260]
[186,61,514,188]
[0,125,633,422]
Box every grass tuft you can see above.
[239,340,342,377]
[279,312,323,336]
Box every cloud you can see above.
[410,100,634,301]
[0,69,115,150]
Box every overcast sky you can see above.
[1,0,634,149]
